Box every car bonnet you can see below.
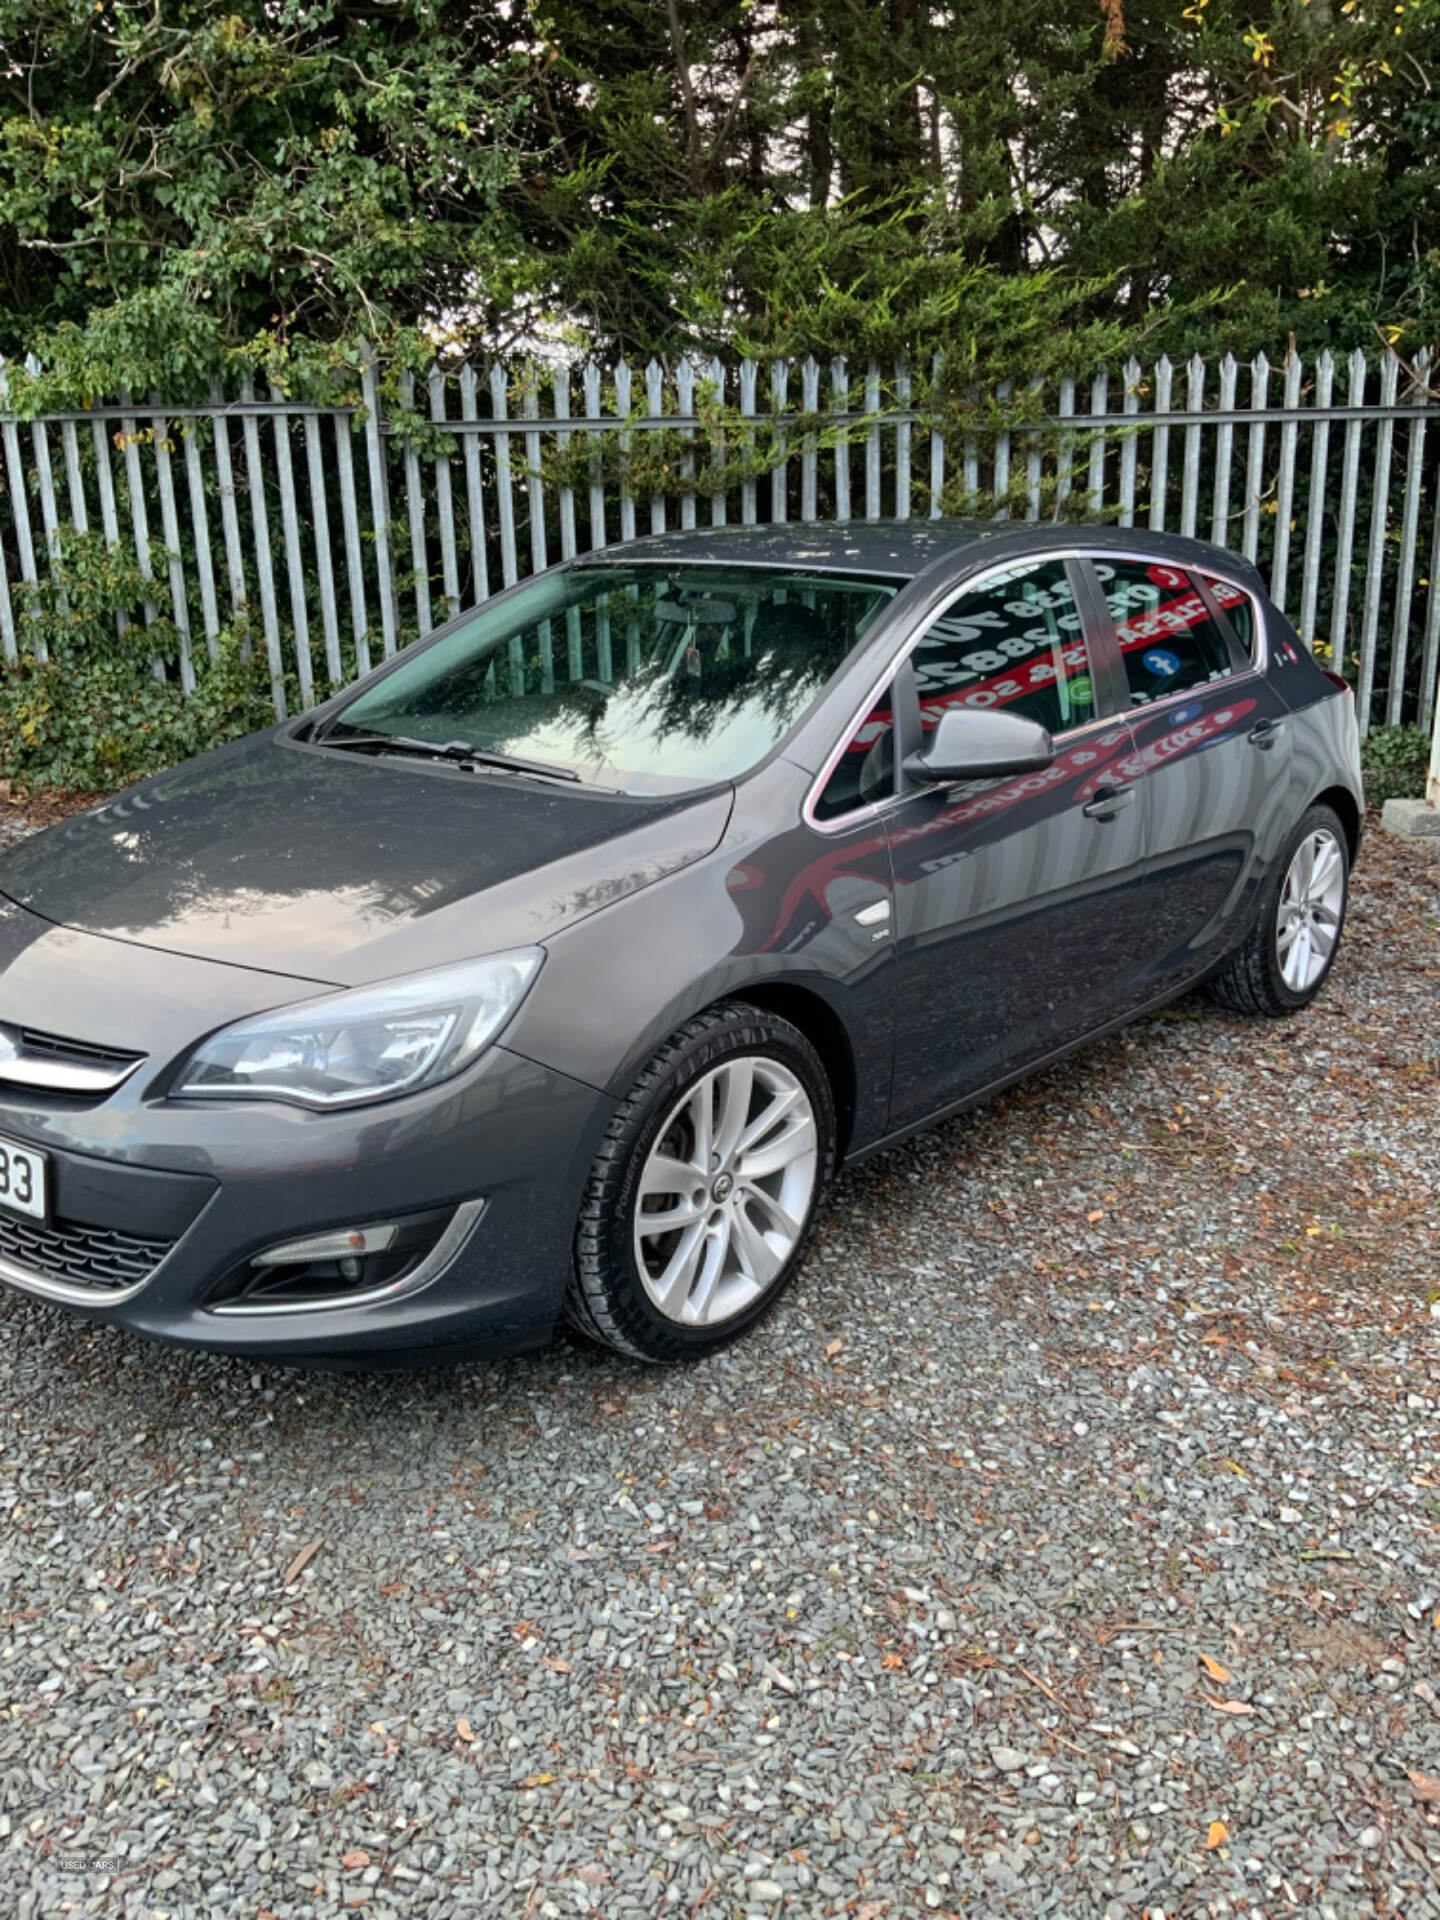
[0,733,735,986]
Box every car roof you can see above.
[567,518,1267,590]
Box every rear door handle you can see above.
[1082,785,1134,822]
[1249,718,1283,751]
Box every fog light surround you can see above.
[207,1201,484,1314]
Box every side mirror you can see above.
[903,707,1055,784]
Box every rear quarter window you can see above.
[1199,573,1259,660]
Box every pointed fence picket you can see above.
[1386,350,1429,728]
[0,347,1438,758]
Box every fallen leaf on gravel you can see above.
[1203,1696,1255,1715]
[522,1772,555,1787]
[881,1653,905,1669]
[825,1338,844,1356]
[456,1718,475,1743]
[1206,1821,1228,1850]
[341,1850,369,1870]
[1200,1653,1231,1683]
[1407,1769,1440,1802]
[280,1538,323,1587]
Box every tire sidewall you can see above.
[1264,805,1350,1010]
[587,1010,837,1360]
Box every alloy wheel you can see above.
[633,1057,819,1327]
[1277,827,1345,993]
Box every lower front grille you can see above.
[0,1209,174,1294]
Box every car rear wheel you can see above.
[1205,802,1350,1016]
[568,1004,837,1362]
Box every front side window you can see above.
[909,559,1096,738]
[813,683,896,822]
[1093,558,1237,707]
[330,565,900,794]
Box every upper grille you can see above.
[0,1209,173,1293]
[16,1029,144,1073]
[0,1024,145,1095]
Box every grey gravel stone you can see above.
[0,817,1437,1919]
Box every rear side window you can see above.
[1092,558,1236,708]
[1200,573,1257,657]
[909,559,1096,738]
[813,684,896,822]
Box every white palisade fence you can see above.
[1,346,1439,750]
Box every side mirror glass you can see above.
[903,707,1056,785]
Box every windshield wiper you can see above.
[320,732,582,784]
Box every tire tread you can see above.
[566,1004,834,1362]
[1204,803,1349,1018]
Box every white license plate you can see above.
[0,1134,47,1221]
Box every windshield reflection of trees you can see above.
[394,577,886,771]
[1,572,889,937]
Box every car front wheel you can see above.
[567,1003,837,1362]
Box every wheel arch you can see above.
[1312,784,1362,863]
[722,981,860,1159]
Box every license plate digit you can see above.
[0,1134,47,1221]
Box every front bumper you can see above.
[0,1045,614,1365]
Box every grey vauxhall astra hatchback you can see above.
[0,522,1362,1365]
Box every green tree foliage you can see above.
[0,0,1437,387]
[0,530,282,790]
[521,0,1440,362]
[0,0,532,397]
[1361,722,1434,802]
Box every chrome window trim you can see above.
[207,1198,486,1316]
[803,547,1270,836]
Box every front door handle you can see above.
[1249,718,1283,751]
[1082,785,1134,822]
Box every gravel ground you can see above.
[0,809,1437,1920]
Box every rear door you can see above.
[881,555,1151,1132]
[1080,555,1293,997]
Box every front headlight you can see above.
[174,950,543,1109]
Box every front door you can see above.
[883,555,1152,1133]
[1081,556,1294,999]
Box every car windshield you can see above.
[326,564,901,793]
